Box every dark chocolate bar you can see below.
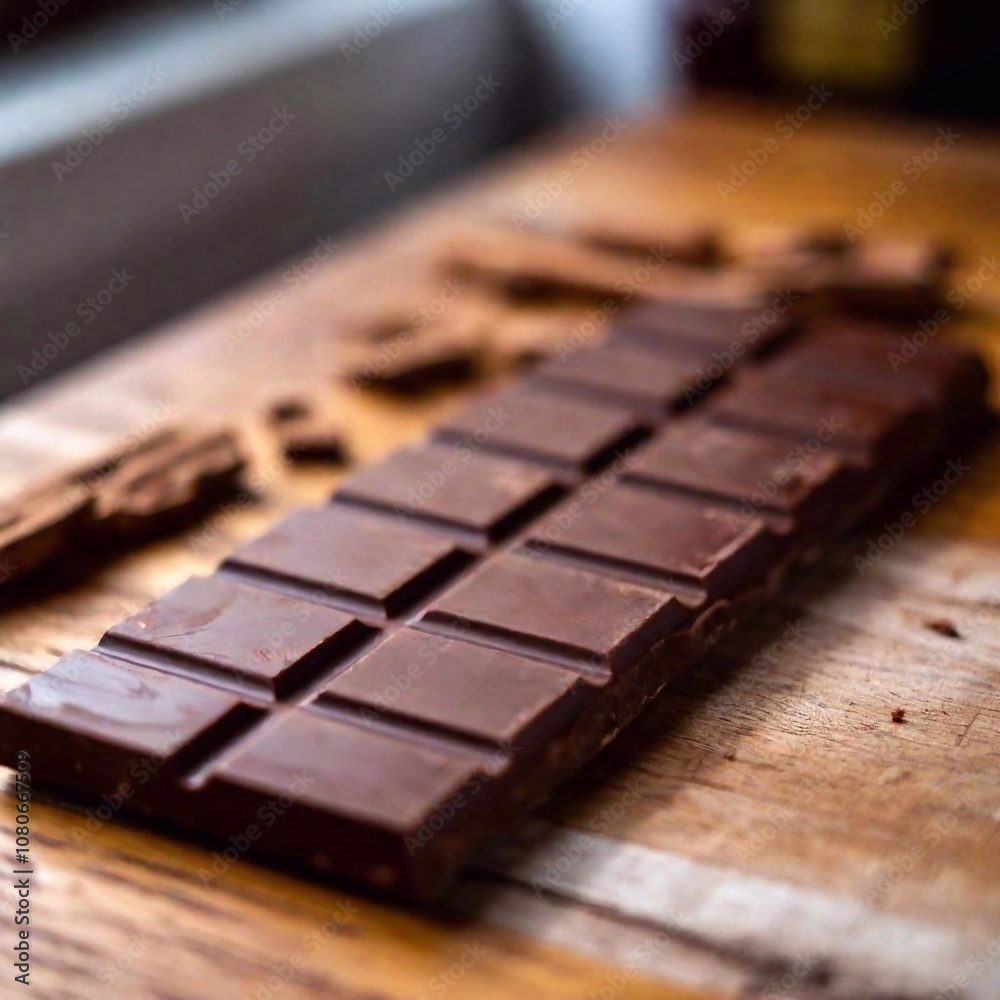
[0,304,988,900]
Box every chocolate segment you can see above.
[423,553,687,672]
[335,445,563,542]
[609,299,795,356]
[772,319,989,418]
[626,418,857,526]
[105,576,365,699]
[832,240,950,318]
[528,344,710,420]
[225,505,469,616]
[0,650,248,794]
[319,628,593,745]
[527,482,779,598]
[433,386,642,475]
[707,367,942,462]
[198,710,490,891]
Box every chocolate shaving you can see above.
[925,618,961,639]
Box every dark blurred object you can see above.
[674,0,1000,123]
[0,0,144,45]
[0,0,559,400]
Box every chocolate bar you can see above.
[0,306,987,899]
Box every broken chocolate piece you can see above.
[0,473,94,585]
[94,428,246,538]
[345,334,483,395]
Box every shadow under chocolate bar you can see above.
[0,301,989,899]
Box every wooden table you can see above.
[2,98,999,1000]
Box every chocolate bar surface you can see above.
[0,305,987,899]
[433,386,643,475]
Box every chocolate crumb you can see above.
[282,428,348,464]
[891,707,906,724]
[926,618,960,639]
[269,399,311,424]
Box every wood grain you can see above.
[1,98,999,1000]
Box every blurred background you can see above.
[1,0,996,398]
